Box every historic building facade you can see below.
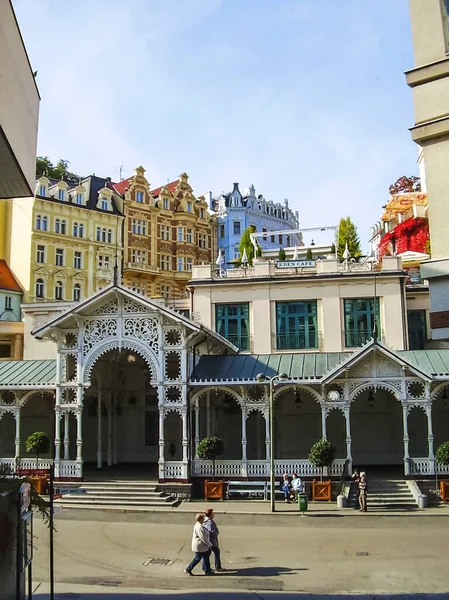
[211,183,300,264]
[115,167,215,303]
[8,175,124,304]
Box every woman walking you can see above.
[358,471,368,512]
[184,512,214,576]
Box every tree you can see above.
[306,247,313,260]
[308,438,336,481]
[337,217,361,260]
[239,226,255,266]
[389,175,421,195]
[36,156,81,186]
[25,432,50,466]
[436,442,449,468]
[197,437,224,480]
[278,247,286,261]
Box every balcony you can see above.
[273,331,321,351]
[222,334,252,352]
[343,330,383,348]
[126,261,160,274]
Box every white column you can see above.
[264,408,270,464]
[54,408,61,462]
[64,412,70,459]
[321,404,327,439]
[344,406,352,465]
[107,398,113,467]
[76,409,83,462]
[96,392,102,469]
[113,400,118,465]
[426,404,435,475]
[158,408,165,479]
[194,403,200,459]
[402,404,410,475]
[181,408,188,463]
[241,407,248,477]
[14,409,21,459]
[206,394,211,436]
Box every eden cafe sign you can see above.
[277,260,315,268]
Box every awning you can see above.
[0,360,56,387]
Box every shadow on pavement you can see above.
[33,592,449,599]
[218,566,307,575]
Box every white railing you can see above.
[58,460,82,479]
[164,461,185,479]
[17,458,54,471]
[191,458,347,478]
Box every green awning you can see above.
[399,350,449,377]
[0,360,56,387]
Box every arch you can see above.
[274,384,322,404]
[190,385,243,407]
[350,382,402,402]
[82,340,159,384]
[431,382,449,400]
[20,390,54,407]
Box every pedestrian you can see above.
[291,473,304,500]
[358,471,368,512]
[351,468,360,484]
[184,512,214,576]
[282,473,291,503]
[204,508,224,571]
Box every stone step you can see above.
[56,493,174,502]
[56,503,175,512]
[64,490,166,497]
[55,496,178,507]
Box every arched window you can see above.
[55,281,63,300]
[101,228,106,242]
[55,218,61,234]
[96,227,101,241]
[42,216,48,231]
[36,279,44,298]
[36,215,42,230]
[107,229,112,243]
[73,222,78,237]
[73,284,81,302]
[101,198,108,210]
[61,220,67,235]
[79,223,84,238]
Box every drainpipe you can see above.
[400,275,408,350]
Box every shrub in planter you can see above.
[197,437,223,480]
[308,438,336,481]
[436,441,449,468]
[25,432,50,466]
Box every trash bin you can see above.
[298,493,308,513]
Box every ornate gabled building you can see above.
[115,167,215,303]
[8,175,124,304]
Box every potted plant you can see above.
[436,441,449,501]
[197,436,224,500]
[308,438,336,501]
[25,432,50,494]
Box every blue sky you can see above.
[14,0,418,249]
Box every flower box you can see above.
[204,480,224,500]
[312,479,332,501]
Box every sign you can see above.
[20,482,31,514]
[17,468,50,477]
[276,260,315,269]
[54,487,87,495]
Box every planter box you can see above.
[440,480,449,501]
[29,476,48,495]
[204,480,224,500]
[312,479,332,501]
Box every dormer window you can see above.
[75,193,83,205]
[39,184,47,197]
[187,201,193,213]
[101,198,108,211]
[136,191,144,203]
[58,189,65,201]
[163,198,169,210]
[200,208,205,219]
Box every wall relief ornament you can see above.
[407,380,426,399]
[83,319,117,356]
[83,340,158,384]
[91,297,119,315]
[123,317,158,349]
[123,297,151,314]
[375,354,402,377]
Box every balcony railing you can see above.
[343,330,382,348]
[273,331,321,350]
[126,261,160,274]
[223,334,252,352]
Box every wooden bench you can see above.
[226,481,284,501]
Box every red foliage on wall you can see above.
[378,217,429,258]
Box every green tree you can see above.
[25,432,50,466]
[239,226,255,266]
[436,442,449,468]
[197,437,224,480]
[278,247,286,261]
[308,438,336,481]
[389,175,421,195]
[337,217,361,260]
[306,247,313,260]
[36,156,81,186]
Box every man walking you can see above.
[204,508,224,571]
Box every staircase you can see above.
[53,480,180,511]
[348,478,418,510]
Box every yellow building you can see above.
[9,175,124,303]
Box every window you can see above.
[107,229,112,243]
[233,247,240,259]
[186,258,193,271]
[161,225,170,241]
[132,249,146,264]
[36,215,47,231]
[163,198,169,210]
[262,228,267,240]
[160,255,171,271]
[177,257,183,272]
[98,255,110,269]
[73,284,81,301]
[55,248,64,267]
[233,221,241,235]
[215,303,250,351]
[73,222,78,237]
[101,198,108,211]
[198,234,207,249]
[79,223,84,238]
[219,224,225,238]
[55,219,61,234]
[177,227,183,242]
[4,296,12,310]
[35,279,44,298]
[75,193,83,205]
[344,298,380,347]
[58,189,65,201]
[187,201,193,213]
[132,219,146,235]
[407,310,427,350]
[200,208,205,219]
[36,245,45,263]
[136,191,144,203]
[61,220,67,235]
[271,231,275,243]
[55,280,63,300]
[74,251,82,269]
[278,234,283,245]
[161,285,170,299]
[39,184,46,196]
[96,227,101,241]
[0,343,11,358]
[276,301,318,350]
[186,229,193,243]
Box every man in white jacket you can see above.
[184,513,214,575]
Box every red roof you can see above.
[0,260,22,292]
[151,180,179,198]
[112,178,179,198]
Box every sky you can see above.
[14,0,418,250]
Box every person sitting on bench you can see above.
[291,473,304,499]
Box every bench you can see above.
[226,480,283,501]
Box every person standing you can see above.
[358,471,368,512]
[204,508,224,571]
[184,512,214,576]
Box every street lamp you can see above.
[256,371,288,512]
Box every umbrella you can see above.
[241,247,249,265]
[292,245,299,261]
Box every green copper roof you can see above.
[0,360,56,387]
[190,353,352,383]
[399,350,449,377]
